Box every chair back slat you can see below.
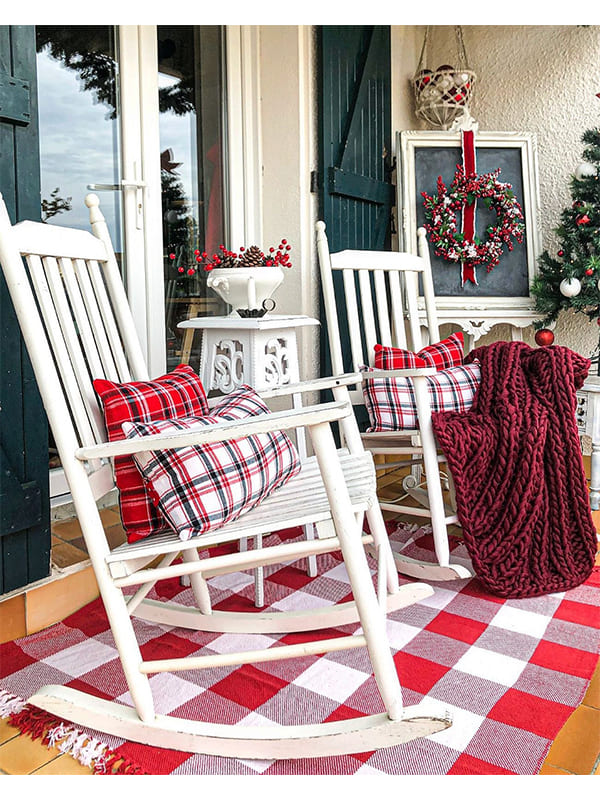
[73,257,129,382]
[25,254,105,458]
[357,269,378,362]
[59,256,105,381]
[342,269,364,375]
[388,271,408,349]
[373,270,392,346]
[403,270,425,352]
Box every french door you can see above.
[36,24,231,501]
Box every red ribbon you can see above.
[461,129,478,285]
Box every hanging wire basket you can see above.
[412,26,477,130]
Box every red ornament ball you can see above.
[535,328,555,347]
[169,253,176,260]
[586,268,594,276]
[557,249,564,257]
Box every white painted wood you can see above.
[29,686,451,760]
[316,219,473,582]
[134,580,432,633]
[398,130,542,315]
[0,194,452,754]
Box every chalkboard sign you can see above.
[397,130,541,310]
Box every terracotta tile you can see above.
[0,593,26,644]
[51,517,83,541]
[99,506,122,527]
[583,660,600,711]
[25,566,99,634]
[51,540,88,569]
[105,523,127,549]
[544,705,600,774]
[33,753,93,775]
[0,718,19,746]
[538,763,573,775]
[0,733,60,774]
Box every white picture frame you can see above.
[397,130,542,314]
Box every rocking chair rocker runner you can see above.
[0,193,450,759]
[316,220,473,583]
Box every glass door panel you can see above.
[157,26,227,371]
[35,26,123,495]
[36,26,124,276]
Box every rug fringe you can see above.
[0,689,147,775]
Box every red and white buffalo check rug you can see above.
[1,524,599,775]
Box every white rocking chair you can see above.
[0,193,451,759]
[316,220,472,583]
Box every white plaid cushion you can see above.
[362,363,481,432]
[122,387,301,541]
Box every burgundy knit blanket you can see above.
[431,341,597,598]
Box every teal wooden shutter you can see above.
[318,25,393,253]
[0,25,50,594]
[317,25,393,382]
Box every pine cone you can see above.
[219,255,237,269]
[238,245,264,268]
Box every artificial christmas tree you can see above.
[531,126,600,365]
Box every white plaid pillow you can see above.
[122,387,301,541]
[362,363,481,432]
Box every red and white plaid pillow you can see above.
[122,386,302,541]
[93,365,210,542]
[363,363,481,431]
[373,332,465,370]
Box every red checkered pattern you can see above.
[94,366,210,543]
[122,387,301,540]
[363,363,481,431]
[1,524,597,775]
[374,332,465,371]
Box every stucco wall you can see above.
[392,25,600,359]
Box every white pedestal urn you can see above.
[207,266,285,316]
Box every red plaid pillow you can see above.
[363,363,481,431]
[93,365,210,542]
[374,332,465,370]
[122,386,301,541]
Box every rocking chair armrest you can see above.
[365,367,437,379]
[259,372,362,400]
[75,400,352,461]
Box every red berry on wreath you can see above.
[535,328,554,346]
[169,253,176,260]
[586,268,594,275]
[177,267,184,273]
[557,249,564,257]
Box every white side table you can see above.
[178,314,321,592]
[576,375,600,510]
[178,314,320,394]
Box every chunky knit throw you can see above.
[431,341,597,598]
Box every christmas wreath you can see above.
[422,164,526,274]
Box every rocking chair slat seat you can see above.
[0,192,452,759]
[105,450,375,578]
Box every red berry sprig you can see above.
[167,239,293,274]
